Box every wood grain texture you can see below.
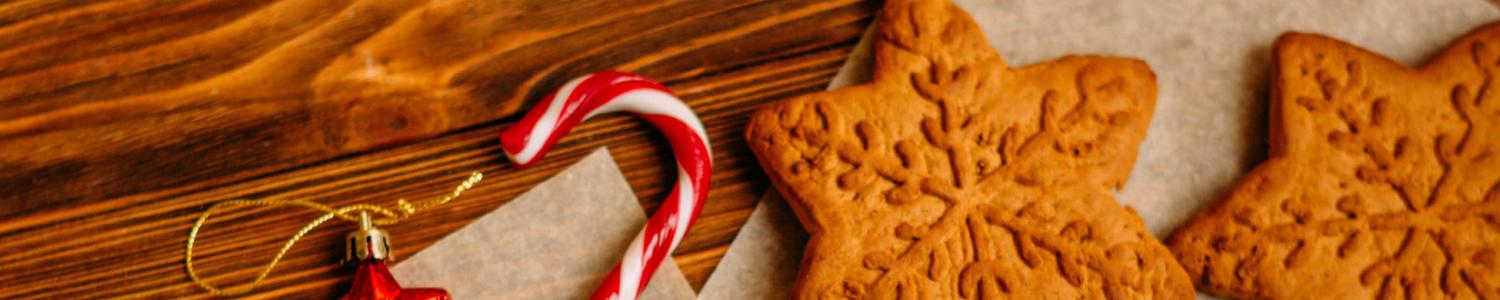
[0,0,876,298]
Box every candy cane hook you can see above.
[499,71,712,300]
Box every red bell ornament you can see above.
[342,212,450,300]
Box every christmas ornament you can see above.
[341,212,451,300]
[499,71,712,300]
[184,172,483,299]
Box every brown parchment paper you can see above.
[390,148,695,300]
[701,1,1500,299]
[696,192,807,300]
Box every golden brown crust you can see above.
[745,0,1192,298]
[1169,24,1500,299]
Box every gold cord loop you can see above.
[184,171,483,296]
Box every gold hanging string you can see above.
[184,171,483,296]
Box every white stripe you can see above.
[512,74,711,299]
[507,76,588,165]
[597,91,705,298]
[670,166,694,250]
[617,230,646,299]
[590,90,713,160]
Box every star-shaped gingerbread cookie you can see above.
[1170,25,1500,299]
[745,0,1194,298]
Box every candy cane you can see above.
[499,71,712,300]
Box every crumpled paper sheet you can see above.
[391,148,695,300]
[700,1,1500,299]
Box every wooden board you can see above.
[0,0,877,298]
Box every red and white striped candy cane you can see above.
[499,71,712,300]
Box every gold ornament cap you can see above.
[346,211,393,262]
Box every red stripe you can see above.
[499,71,711,300]
[499,72,676,168]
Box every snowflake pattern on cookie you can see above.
[745,0,1194,298]
[1170,27,1500,299]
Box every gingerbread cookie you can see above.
[1170,26,1500,299]
[744,0,1193,298]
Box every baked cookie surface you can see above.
[1170,25,1500,299]
[744,0,1193,298]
